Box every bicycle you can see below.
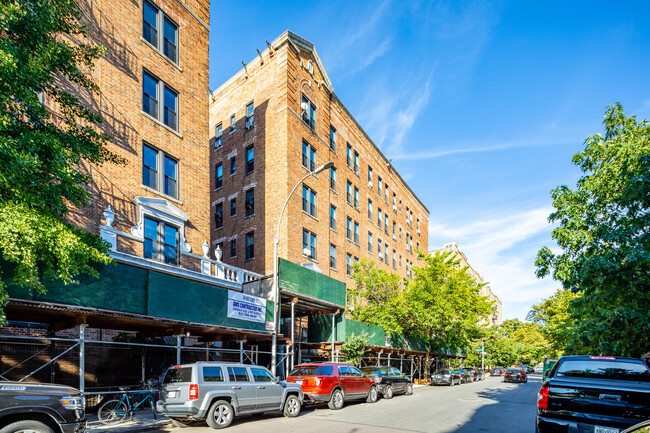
[97,388,158,425]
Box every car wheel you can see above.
[170,418,193,428]
[405,383,413,395]
[385,385,394,399]
[0,420,54,433]
[328,389,344,410]
[283,395,301,417]
[206,400,234,429]
[366,385,379,403]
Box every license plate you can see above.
[168,391,177,398]
[594,427,619,433]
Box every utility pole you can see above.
[481,339,485,371]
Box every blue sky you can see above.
[209,1,650,321]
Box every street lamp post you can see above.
[271,161,334,377]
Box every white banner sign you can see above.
[227,291,267,324]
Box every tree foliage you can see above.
[0,0,124,320]
[341,333,370,366]
[527,289,580,357]
[535,103,650,357]
[348,252,493,355]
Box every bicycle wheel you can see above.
[98,399,128,425]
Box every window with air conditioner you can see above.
[245,102,254,130]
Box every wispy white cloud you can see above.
[428,206,559,321]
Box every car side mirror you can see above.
[275,376,281,383]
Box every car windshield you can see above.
[555,360,650,382]
[506,369,522,374]
[288,365,334,377]
[433,369,450,375]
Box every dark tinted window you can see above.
[338,366,351,376]
[251,368,275,382]
[163,367,191,384]
[203,367,224,382]
[434,369,450,375]
[359,367,381,375]
[555,360,650,381]
[349,367,363,377]
[506,369,523,374]
[227,367,250,382]
[288,365,334,376]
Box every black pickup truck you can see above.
[536,355,650,433]
[0,382,86,433]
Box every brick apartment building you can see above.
[209,31,429,287]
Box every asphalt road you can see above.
[162,374,541,433]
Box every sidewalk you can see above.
[86,410,171,433]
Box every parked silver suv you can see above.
[156,362,303,429]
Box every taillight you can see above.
[538,386,549,411]
[374,377,382,383]
[189,384,198,400]
[518,373,523,377]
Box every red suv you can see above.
[286,363,379,410]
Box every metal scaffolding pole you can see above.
[176,335,182,365]
[331,312,336,362]
[290,301,296,370]
[79,324,87,392]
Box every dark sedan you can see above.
[455,369,469,383]
[463,367,477,382]
[431,369,461,386]
[359,365,413,399]
[504,368,527,383]
[490,368,503,376]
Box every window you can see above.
[377,208,382,228]
[245,102,254,130]
[302,141,316,172]
[227,366,249,382]
[203,367,224,382]
[230,114,236,131]
[330,244,337,269]
[417,242,420,252]
[329,126,336,151]
[215,124,223,149]
[377,238,382,261]
[393,193,397,211]
[245,189,254,217]
[251,368,274,383]
[385,243,389,263]
[230,238,236,258]
[399,254,402,267]
[385,214,389,235]
[346,181,353,206]
[302,229,316,259]
[385,184,389,204]
[354,221,359,244]
[214,203,223,229]
[417,219,420,232]
[346,143,352,168]
[353,151,359,174]
[393,221,396,240]
[367,232,373,254]
[245,232,254,260]
[346,217,352,241]
[354,187,359,210]
[245,145,254,174]
[368,166,373,187]
[142,0,178,64]
[330,167,337,191]
[302,185,316,217]
[346,253,352,276]
[330,205,336,230]
[142,70,178,130]
[215,162,223,189]
[393,250,397,269]
[377,176,382,197]
[230,198,236,217]
[301,95,316,129]
[368,199,373,220]
[230,156,236,176]
[142,142,178,199]
[144,217,179,265]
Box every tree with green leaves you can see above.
[535,103,650,357]
[408,251,493,353]
[0,0,124,321]
[527,289,580,357]
[348,258,409,338]
[341,333,370,366]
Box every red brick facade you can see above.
[65,0,211,259]
[209,31,429,286]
